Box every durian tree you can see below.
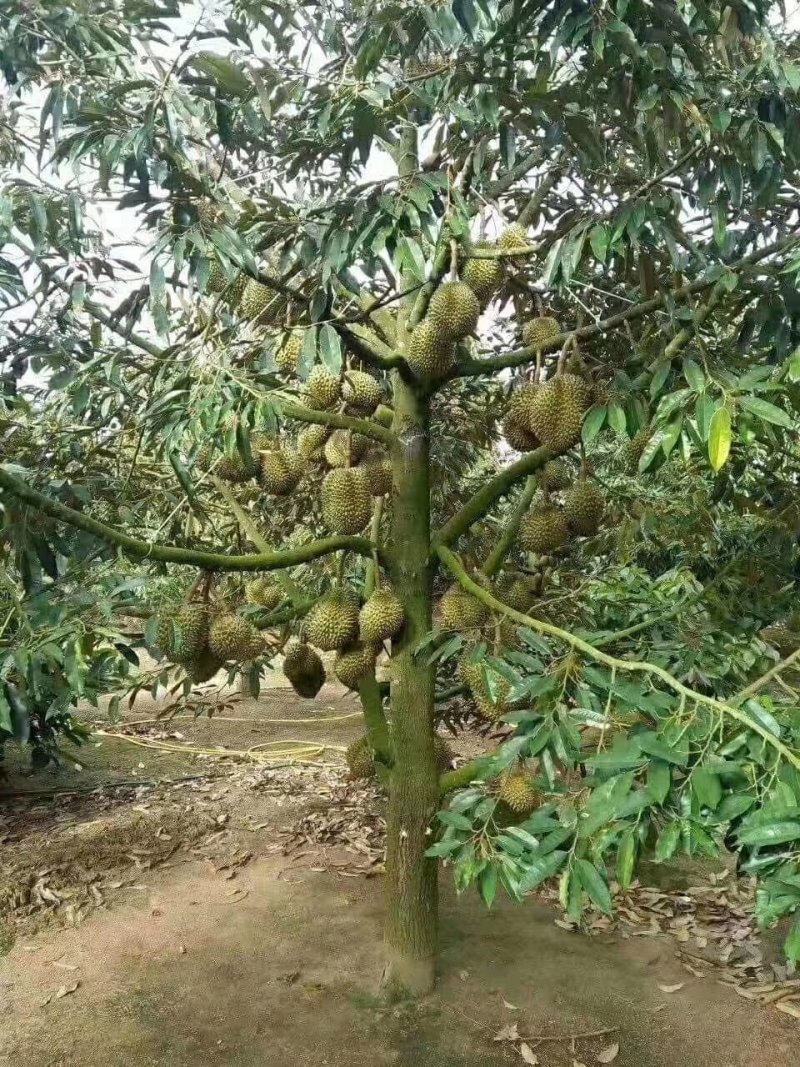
[5,0,800,995]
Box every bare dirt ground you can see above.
[1,680,798,1067]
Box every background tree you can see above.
[3,0,800,996]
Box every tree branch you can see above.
[450,233,800,379]
[0,465,380,571]
[432,448,549,551]
[436,545,800,772]
[280,399,396,447]
[481,475,538,578]
[358,673,394,767]
[439,754,496,796]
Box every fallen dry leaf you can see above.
[493,1023,520,1042]
[572,1061,588,1067]
[596,1042,619,1063]
[55,982,79,1000]
[502,999,519,1010]
[776,1001,800,1019]
[518,1042,538,1064]
[658,982,685,993]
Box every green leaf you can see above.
[694,393,716,441]
[683,358,705,393]
[738,395,794,429]
[616,830,637,890]
[575,858,612,914]
[425,837,462,858]
[647,761,672,803]
[708,405,732,471]
[517,848,567,893]
[607,402,627,435]
[192,53,251,96]
[692,768,723,811]
[479,865,499,907]
[737,821,800,847]
[582,405,607,443]
[589,224,610,263]
[318,324,342,373]
[655,821,681,862]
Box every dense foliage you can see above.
[3,0,800,989]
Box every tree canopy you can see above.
[3,0,800,993]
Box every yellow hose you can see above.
[96,712,362,727]
[94,731,345,764]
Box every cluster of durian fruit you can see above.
[200,363,393,537]
[405,224,531,379]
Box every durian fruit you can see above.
[540,458,571,492]
[433,733,454,771]
[305,591,359,651]
[460,658,512,721]
[519,504,570,553]
[359,588,405,644]
[334,642,377,690]
[321,468,372,534]
[463,242,503,304]
[154,614,176,658]
[216,451,256,483]
[342,370,383,414]
[205,258,227,294]
[208,613,265,662]
[564,478,604,536]
[497,575,536,613]
[528,373,592,455]
[226,272,248,308]
[439,584,488,631]
[624,428,650,474]
[359,452,392,497]
[239,278,275,321]
[502,382,541,452]
[283,641,326,698]
[306,365,342,410]
[407,319,455,378]
[427,280,481,341]
[522,316,561,350]
[186,648,225,684]
[346,734,375,779]
[275,329,304,374]
[171,604,211,663]
[496,223,530,263]
[260,448,304,495]
[498,768,539,815]
[323,429,369,468]
[245,577,283,611]
[297,423,329,460]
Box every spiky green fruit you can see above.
[306,365,342,409]
[282,641,326,698]
[208,613,265,662]
[439,584,488,631]
[463,243,503,304]
[323,429,369,468]
[239,278,274,321]
[433,733,454,771]
[519,505,569,553]
[297,424,329,460]
[274,330,304,374]
[460,659,511,722]
[216,451,256,483]
[497,223,530,262]
[624,428,650,474]
[359,453,392,497]
[407,319,455,378]
[245,578,283,611]
[185,648,225,684]
[502,382,541,451]
[346,735,375,779]
[359,589,405,644]
[227,273,248,308]
[498,770,538,814]
[522,316,561,350]
[497,575,536,612]
[205,258,227,293]
[260,449,303,495]
[342,370,383,414]
[321,468,372,534]
[305,592,359,651]
[171,604,211,663]
[564,479,604,536]
[528,373,592,454]
[427,280,480,341]
[334,643,377,690]
[540,459,572,492]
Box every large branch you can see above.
[432,447,549,551]
[451,233,800,379]
[436,545,800,772]
[0,466,380,571]
[279,399,396,446]
[481,475,538,578]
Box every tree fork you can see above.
[382,370,439,998]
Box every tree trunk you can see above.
[382,373,439,998]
